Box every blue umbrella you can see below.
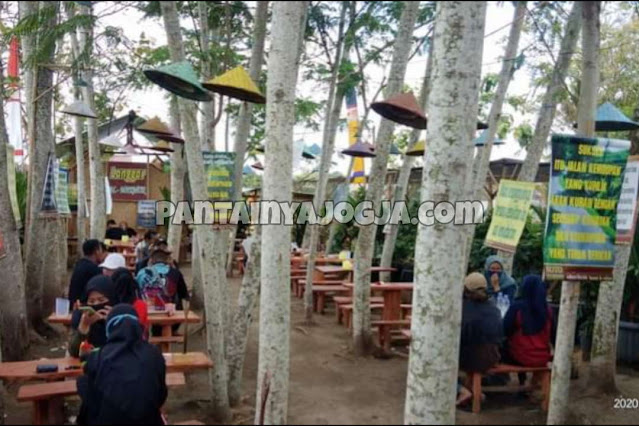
[243,165,255,175]
[306,143,322,156]
[593,102,639,131]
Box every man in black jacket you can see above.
[68,240,105,306]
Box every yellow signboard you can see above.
[485,179,536,253]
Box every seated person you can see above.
[100,253,127,277]
[484,255,517,303]
[136,231,159,263]
[105,219,124,241]
[76,304,167,425]
[68,239,104,307]
[136,245,189,310]
[503,275,555,368]
[112,268,150,340]
[135,239,178,273]
[69,276,116,358]
[459,273,503,375]
[119,221,138,239]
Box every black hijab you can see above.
[112,267,140,305]
[77,304,167,425]
[71,275,116,349]
[515,275,549,335]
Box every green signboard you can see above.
[203,152,236,201]
[543,134,631,281]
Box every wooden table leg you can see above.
[318,292,325,314]
[383,291,402,321]
[540,371,551,412]
[33,400,49,425]
[162,325,172,353]
[472,372,482,414]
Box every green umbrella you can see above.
[144,61,212,102]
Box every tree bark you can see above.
[226,0,269,277]
[497,1,583,272]
[588,112,639,393]
[160,2,232,421]
[167,96,184,262]
[23,1,59,332]
[254,3,308,424]
[548,2,600,424]
[227,226,262,406]
[304,1,349,322]
[379,40,434,282]
[67,6,86,253]
[78,4,106,239]
[352,0,420,356]
[403,2,487,424]
[198,1,216,151]
[0,56,29,361]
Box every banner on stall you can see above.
[107,162,148,201]
[55,168,71,216]
[345,88,366,185]
[6,146,21,227]
[543,134,630,281]
[40,154,58,216]
[137,200,157,228]
[616,155,639,245]
[485,179,536,252]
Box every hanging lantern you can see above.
[136,118,184,143]
[342,140,376,158]
[99,134,123,148]
[153,140,174,153]
[371,92,427,130]
[144,61,212,102]
[202,66,266,104]
[61,100,97,119]
[405,140,426,157]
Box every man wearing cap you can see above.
[459,272,503,375]
[100,253,127,277]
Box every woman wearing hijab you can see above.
[69,276,116,358]
[112,268,150,340]
[503,275,556,367]
[77,304,167,425]
[484,255,518,303]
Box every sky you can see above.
[91,2,542,171]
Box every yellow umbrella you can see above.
[405,140,426,156]
[202,66,266,104]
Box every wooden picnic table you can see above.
[48,311,202,353]
[341,282,412,322]
[314,266,397,282]
[0,352,213,384]
[106,240,135,254]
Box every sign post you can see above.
[107,162,148,201]
[485,179,536,252]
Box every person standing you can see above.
[68,240,105,306]
[105,220,124,240]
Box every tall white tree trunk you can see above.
[23,1,59,332]
[67,6,86,252]
[78,4,106,239]
[547,2,600,424]
[352,0,420,355]
[167,96,184,262]
[379,41,434,282]
[461,1,527,270]
[589,115,639,393]
[254,3,308,424]
[227,226,262,406]
[225,0,269,277]
[304,2,349,322]
[0,56,28,361]
[160,2,231,421]
[198,1,216,151]
[404,2,487,424]
[497,2,583,272]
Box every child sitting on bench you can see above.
[77,304,167,425]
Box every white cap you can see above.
[99,253,126,270]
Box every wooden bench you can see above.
[340,303,385,329]
[465,364,551,414]
[372,319,411,352]
[312,285,350,314]
[150,335,185,352]
[295,280,346,299]
[18,373,186,425]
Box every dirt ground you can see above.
[3,267,639,425]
